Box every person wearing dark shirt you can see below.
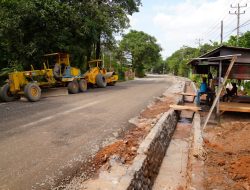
[222,82,238,101]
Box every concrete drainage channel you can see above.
[123,108,180,190]
[67,79,187,190]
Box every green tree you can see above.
[151,58,168,74]
[166,43,220,77]
[0,0,141,72]
[118,30,162,77]
[227,31,250,48]
[166,46,196,76]
[64,0,141,60]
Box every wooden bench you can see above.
[176,92,197,103]
[219,102,250,113]
[177,91,215,105]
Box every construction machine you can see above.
[0,53,86,102]
[84,59,118,87]
[0,63,54,102]
[0,53,118,102]
[43,53,87,94]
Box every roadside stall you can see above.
[188,45,250,126]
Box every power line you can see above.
[201,0,250,43]
[201,0,238,35]
[196,0,249,46]
[223,19,250,39]
[224,19,250,38]
[199,0,238,43]
[211,18,250,42]
[202,0,236,33]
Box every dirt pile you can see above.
[93,125,149,168]
[204,121,250,190]
[140,97,174,119]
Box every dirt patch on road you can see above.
[203,121,250,190]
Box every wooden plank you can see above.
[178,92,197,97]
[219,102,250,113]
[170,104,201,112]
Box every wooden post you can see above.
[216,61,222,116]
[203,56,237,130]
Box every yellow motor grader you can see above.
[0,53,85,102]
[0,53,118,102]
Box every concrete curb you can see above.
[187,113,205,190]
[187,81,205,190]
[116,81,185,190]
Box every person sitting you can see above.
[196,77,207,105]
[206,78,216,105]
[222,82,238,102]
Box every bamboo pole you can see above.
[203,56,237,130]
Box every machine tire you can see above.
[68,81,79,94]
[0,84,16,102]
[96,73,107,88]
[79,79,87,92]
[24,83,41,102]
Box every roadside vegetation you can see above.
[118,30,162,77]
[163,31,250,93]
[163,31,250,77]
[0,0,162,82]
[0,0,142,81]
[0,1,249,84]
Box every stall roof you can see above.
[188,45,250,79]
[188,45,250,65]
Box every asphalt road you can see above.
[0,75,173,190]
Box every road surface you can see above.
[0,75,173,190]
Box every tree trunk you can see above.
[95,34,101,59]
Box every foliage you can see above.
[1,0,249,83]
[166,42,220,77]
[151,59,168,74]
[0,0,141,76]
[166,46,196,77]
[242,81,250,95]
[227,31,250,48]
[118,30,162,77]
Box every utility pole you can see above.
[220,20,223,44]
[229,3,247,46]
[195,38,203,47]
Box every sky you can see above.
[127,0,250,58]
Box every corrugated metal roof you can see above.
[187,45,250,65]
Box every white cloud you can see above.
[129,0,250,57]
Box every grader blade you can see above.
[41,87,68,98]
